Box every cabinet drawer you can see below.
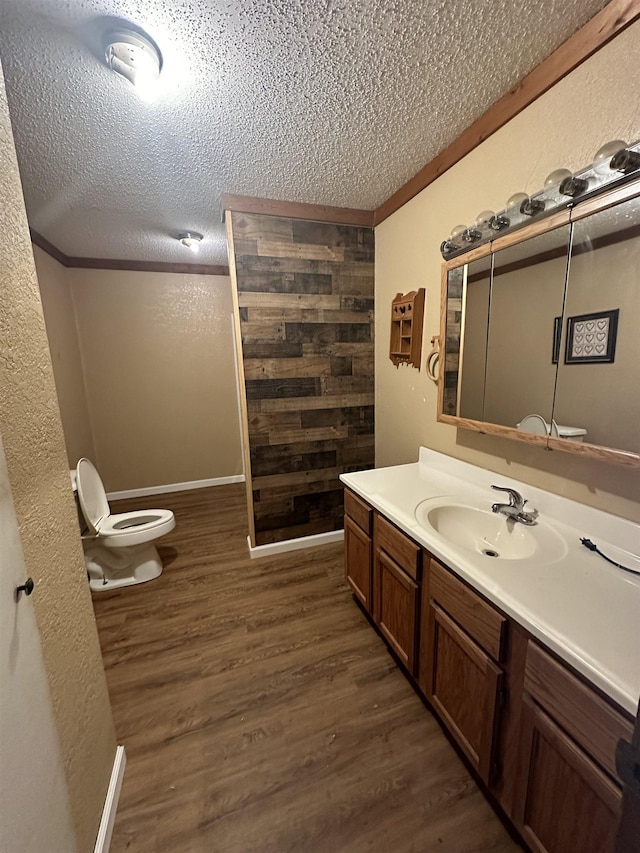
[344,488,372,536]
[375,514,421,581]
[430,559,507,662]
[524,642,633,781]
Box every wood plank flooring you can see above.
[93,485,521,853]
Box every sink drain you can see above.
[482,548,499,558]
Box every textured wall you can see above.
[62,267,243,492]
[0,0,607,266]
[229,212,374,546]
[0,60,116,852]
[376,19,640,523]
[34,246,97,467]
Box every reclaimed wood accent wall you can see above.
[444,268,463,416]
[228,211,375,546]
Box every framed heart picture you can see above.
[565,308,619,364]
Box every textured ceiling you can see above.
[0,0,609,266]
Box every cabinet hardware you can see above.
[16,577,35,598]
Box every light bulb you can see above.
[474,210,495,230]
[449,224,467,241]
[593,140,627,176]
[544,169,572,188]
[506,192,528,211]
[133,73,160,103]
[104,28,162,102]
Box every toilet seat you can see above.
[76,458,175,549]
[97,510,175,547]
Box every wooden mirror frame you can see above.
[437,181,640,469]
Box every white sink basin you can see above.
[415,499,568,563]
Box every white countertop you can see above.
[341,447,640,716]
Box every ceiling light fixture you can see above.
[177,232,203,252]
[439,137,640,260]
[104,26,162,100]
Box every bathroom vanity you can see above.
[341,449,640,853]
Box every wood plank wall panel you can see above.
[444,271,463,416]
[229,212,375,546]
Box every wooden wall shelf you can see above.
[389,289,425,368]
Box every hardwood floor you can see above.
[93,485,521,852]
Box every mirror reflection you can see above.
[483,225,571,435]
[443,265,465,417]
[441,186,640,464]
[553,196,640,454]
[458,255,491,421]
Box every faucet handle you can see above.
[490,485,524,509]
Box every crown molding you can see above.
[374,0,640,225]
[222,193,374,227]
[30,229,230,276]
[30,229,68,265]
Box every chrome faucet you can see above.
[490,485,538,526]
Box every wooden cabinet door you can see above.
[616,699,640,851]
[516,697,622,853]
[426,603,503,784]
[375,547,419,674]
[344,515,372,613]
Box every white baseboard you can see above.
[94,745,126,853]
[107,474,245,501]
[247,528,344,559]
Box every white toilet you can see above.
[516,414,587,442]
[75,458,176,593]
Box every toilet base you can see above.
[83,541,163,594]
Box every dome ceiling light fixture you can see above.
[103,26,163,101]
[177,231,203,252]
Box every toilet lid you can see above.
[76,458,110,534]
[553,423,588,437]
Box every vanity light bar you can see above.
[440,139,640,260]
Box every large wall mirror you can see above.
[438,183,640,468]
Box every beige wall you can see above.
[34,246,96,466]
[66,267,243,492]
[0,59,116,853]
[376,20,640,523]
